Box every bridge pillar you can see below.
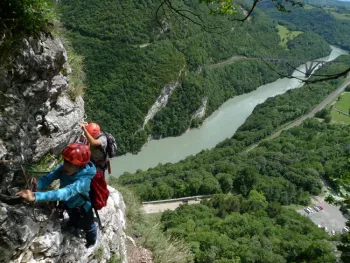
[305,61,322,77]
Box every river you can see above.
[111,46,348,176]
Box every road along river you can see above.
[111,46,348,176]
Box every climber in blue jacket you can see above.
[16,143,98,248]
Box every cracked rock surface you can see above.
[0,33,84,191]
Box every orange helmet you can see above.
[86,122,100,139]
[62,143,91,166]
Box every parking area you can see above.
[143,200,201,214]
[297,202,349,234]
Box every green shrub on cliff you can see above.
[0,0,56,35]
[0,0,57,67]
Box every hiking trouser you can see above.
[67,206,97,246]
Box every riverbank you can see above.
[111,46,348,177]
[246,75,350,152]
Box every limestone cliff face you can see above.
[142,80,181,129]
[1,186,127,263]
[0,33,84,191]
[0,33,127,262]
[192,97,207,120]
[141,66,185,129]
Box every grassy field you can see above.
[323,7,350,20]
[335,92,350,112]
[330,11,350,20]
[331,92,350,123]
[331,110,350,123]
[276,25,303,47]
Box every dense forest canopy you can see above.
[159,194,336,263]
[58,0,332,154]
[260,1,350,50]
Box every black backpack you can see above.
[99,131,118,159]
[104,131,118,158]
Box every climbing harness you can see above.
[32,201,57,223]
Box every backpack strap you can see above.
[79,193,103,230]
[96,132,108,158]
[95,132,108,169]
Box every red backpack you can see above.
[79,171,109,229]
[89,171,109,210]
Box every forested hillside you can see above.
[260,1,350,50]
[117,55,350,203]
[58,0,331,154]
[304,0,350,8]
[159,194,336,263]
[119,119,350,203]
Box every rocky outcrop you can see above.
[240,6,252,22]
[139,43,150,48]
[0,186,127,263]
[142,81,181,129]
[192,97,207,120]
[141,67,185,129]
[0,33,84,192]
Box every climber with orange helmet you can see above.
[16,143,98,248]
[80,122,108,173]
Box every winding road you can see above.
[269,77,350,137]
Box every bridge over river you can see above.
[209,55,344,77]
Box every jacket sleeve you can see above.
[35,175,92,202]
[37,165,63,191]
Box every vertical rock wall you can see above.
[0,33,128,262]
[0,33,84,191]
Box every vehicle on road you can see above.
[313,206,320,212]
[342,226,349,233]
[317,206,324,211]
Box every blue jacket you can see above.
[35,161,96,211]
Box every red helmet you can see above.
[86,122,100,139]
[62,143,91,166]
